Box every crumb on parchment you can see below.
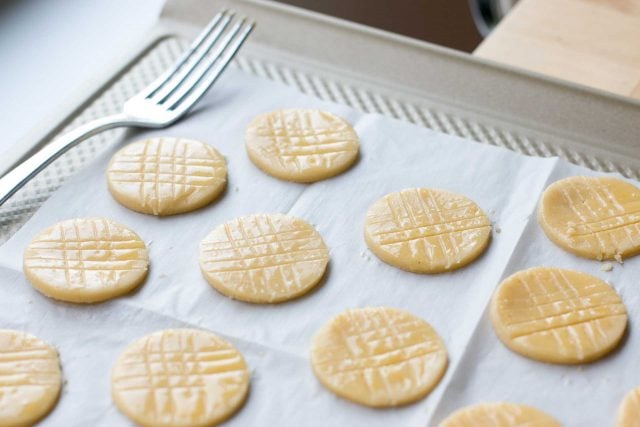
[600,262,613,272]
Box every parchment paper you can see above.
[0,68,637,426]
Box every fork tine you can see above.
[150,13,234,104]
[167,21,255,114]
[141,11,230,99]
[151,13,234,103]
[162,19,246,108]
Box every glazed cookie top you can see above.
[364,188,491,273]
[111,329,250,427]
[491,267,627,364]
[23,218,148,303]
[439,402,561,427]
[616,387,640,427]
[538,176,640,260]
[199,213,329,303]
[0,330,62,427]
[245,109,359,182]
[311,307,448,407]
[107,137,227,216]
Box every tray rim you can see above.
[2,0,639,178]
[1,2,639,423]
[0,32,172,177]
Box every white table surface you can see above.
[0,0,165,159]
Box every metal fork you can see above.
[0,11,254,206]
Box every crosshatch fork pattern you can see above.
[311,307,447,406]
[112,329,249,425]
[365,188,491,271]
[2,34,638,243]
[547,177,640,257]
[494,268,627,363]
[23,218,147,290]
[199,214,329,302]
[0,330,61,424]
[0,331,61,393]
[500,270,626,342]
[246,109,359,172]
[107,137,226,214]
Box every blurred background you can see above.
[0,0,511,155]
[277,0,482,51]
[274,0,518,51]
[1,0,638,158]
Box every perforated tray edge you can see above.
[1,0,639,240]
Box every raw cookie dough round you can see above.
[364,188,491,273]
[23,218,149,303]
[439,402,560,427]
[107,137,227,216]
[310,307,448,407]
[491,267,627,364]
[0,330,62,427]
[538,176,640,260]
[199,213,329,303]
[111,329,249,427]
[244,109,359,182]
[617,387,640,427]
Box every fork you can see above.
[0,11,254,206]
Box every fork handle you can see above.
[0,114,129,206]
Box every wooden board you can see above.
[474,0,640,99]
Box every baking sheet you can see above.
[0,68,637,426]
[430,160,640,426]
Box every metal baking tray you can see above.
[1,1,640,425]
[1,1,639,240]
